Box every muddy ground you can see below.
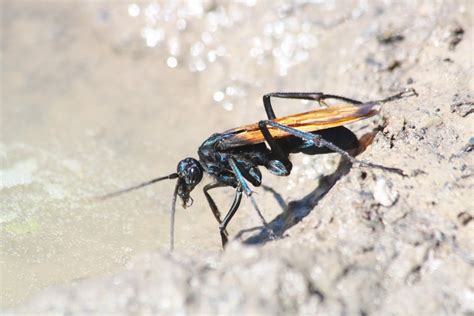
[2,0,473,315]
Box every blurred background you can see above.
[1,0,471,309]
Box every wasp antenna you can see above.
[98,173,179,200]
[169,180,180,252]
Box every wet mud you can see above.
[2,0,473,314]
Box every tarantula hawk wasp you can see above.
[101,88,417,250]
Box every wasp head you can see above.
[176,157,203,208]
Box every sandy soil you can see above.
[2,0,473,314]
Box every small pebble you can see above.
[373,178,399,207]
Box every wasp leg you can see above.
[263,92,363,119]
[258,121,292,176]
[228,158,276,240]
[370,88,418,104]
[218,186,243,247]
[204,180,246,247]
[203,182,227,234]
[258,120,406,176]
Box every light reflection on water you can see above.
[124,0,365,109]
[1,0,366,308]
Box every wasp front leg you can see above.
[218,186,243,247]
[203,177,243,247]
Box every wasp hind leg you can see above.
[258,120,405,176]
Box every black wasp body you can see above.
[102,89,417,250]
[192,126,359,246]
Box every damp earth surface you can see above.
[1,0,473,314]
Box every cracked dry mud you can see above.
[4,1,473,315]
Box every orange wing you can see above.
[218,102,378,149]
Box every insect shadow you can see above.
[237,152,353,245]
[237,127,382,244]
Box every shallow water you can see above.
[1,0,368,307]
